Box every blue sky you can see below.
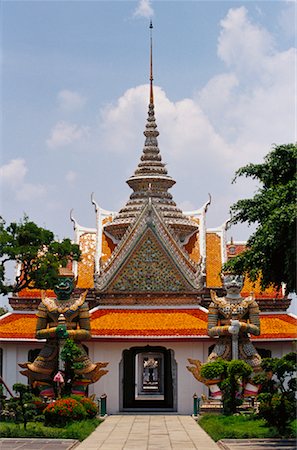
[1,1,296,297]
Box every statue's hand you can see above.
[228,320,240,335]
[56,324,68,339]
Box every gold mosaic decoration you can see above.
[102,231,116,264]
[109,229,191,292]
[185,228,200,263]
[76,233,96,289]
[206,233,222,287]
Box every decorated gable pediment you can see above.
[95,201,203,293]
[109,228,192,292]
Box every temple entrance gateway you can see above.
[121,346,176,411]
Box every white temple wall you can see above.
[89,340,210,414]
[0,339,294,410]
[254,340,295,358]
[0,341,43,395]
[82,339,296,414]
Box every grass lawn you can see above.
[0,418,101,441]
[198,414,297,442]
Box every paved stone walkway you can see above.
[75,415,220,450]
[218,439,297,450]
[0,438,78,449]
[1,419,293,450]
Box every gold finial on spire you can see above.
[149,20,154,105]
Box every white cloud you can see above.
[0,159,27,187]
[197,6,295,164]
[100,7,294,174]
[133,0,154,18]
[218,6,274,77]
[279,2,296,39]
[57,90,86,112]
[197,73,239,141]
[198,73,238,114]
[16,183,46,201]
[97,4,295,231]
[100,84,233,167]
[100,85,147,154]
[46,121,90,149]
[0,159,46,202]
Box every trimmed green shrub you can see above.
[60,339,84,396]
[200,359,228,380]
[70,395,98,418]
[6,383,38,428]
[44,397,86,426]
[31,396,46,414]
[79,397,98,418]
[257,352,297,434]
[201,358,252,415]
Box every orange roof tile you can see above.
[1,310,296,341]
[241,278,281,299]
[90,308,208,337]
[252,314,297,340]
[227,244,281,298]
[102,233,116,263]
[18,288,55,298]
[0,313,37,339]
[206,233,222,287]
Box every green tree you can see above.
[60,338,84,396]
[0,306,8,316]
[223,143,296,294]
[0,216,81,295]
[7,383,37,429]
[255,352,297,434]
[201,359,252,415]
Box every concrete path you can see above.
[0,438,78,449]
[218,439,297,450]
[75,415,220,450]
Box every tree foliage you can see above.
[6,384,37,429]
[223,143,296,294]
[201,358,252,415]
[60,338,84,396]
[255,352,297,434]
[0,306,8,316]
[0,216,81,295]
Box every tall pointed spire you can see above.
[149,20,154,105]
[104,22,198,242]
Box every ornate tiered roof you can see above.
[95,201,203,293]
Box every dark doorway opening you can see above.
[122,345,176,411]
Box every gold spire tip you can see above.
[149,20,154,104]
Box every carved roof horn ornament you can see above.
[91,192,99,214]
[69,208,77,231]
[70,209,78,232]
[204,193,212,213]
